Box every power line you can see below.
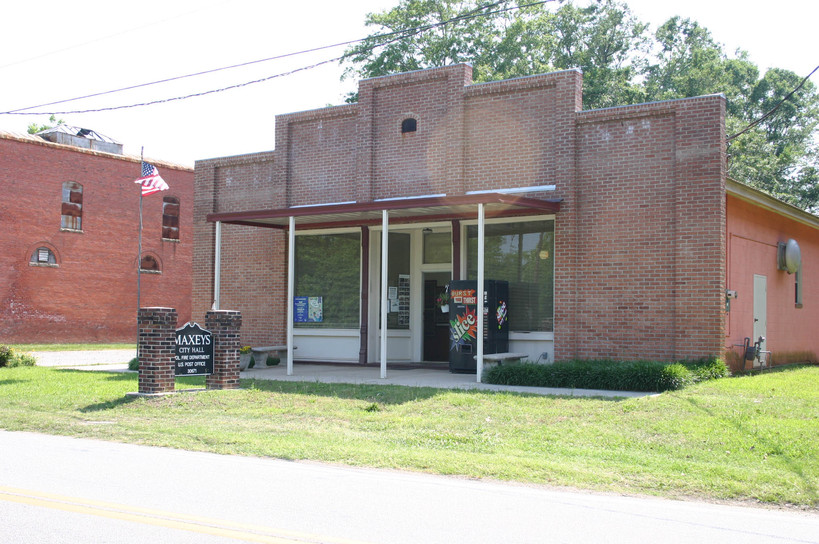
[0,0,232,72]
[727,65,819,141]
[0,0,553,116]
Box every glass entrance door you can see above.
[423,271,451,361]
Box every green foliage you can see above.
[26,114,66,135]
[128,357,139,371]
[485,357,728,392]
[0,345,12,367]
[0,345,37,368]
[342,1,819,211]
[266,355,280,366]
[240,346,252,354]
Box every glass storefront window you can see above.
[423,231,450,264]
[466,220,554,332]
[294,233,360,329]
[384,232,411,330]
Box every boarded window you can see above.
[162,196,180,240]
[30,246,57,265]
[140,255,160,272]
[61,181,83,230]
[401,118,417,133]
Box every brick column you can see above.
[206,310,241,390]
[137,307,177,395]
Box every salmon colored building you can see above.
[193,65,818,377]
[725,181,818,369]
[0,129,194,343]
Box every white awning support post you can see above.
[476,203,485,383]
[287,216,295,376]
[380,210,389,379]
[213,221,222,310]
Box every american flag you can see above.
[134,161,169,196]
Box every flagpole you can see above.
[137,148,144,356]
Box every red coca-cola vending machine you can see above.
[448,280,509,373]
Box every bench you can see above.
[250,345,296,366]
[474,352,527,365]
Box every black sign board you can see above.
[175,322,214,376]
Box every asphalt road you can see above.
[0,431,817,543]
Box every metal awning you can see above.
[208,192,561,383]
[207,193,561,229]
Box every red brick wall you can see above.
[193,65,728,361]
[193,153,286,345]
[0,134,193,343]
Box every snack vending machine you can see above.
[448,280,509,373]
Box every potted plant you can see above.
[436,287,450,313]
[239,346,252,370]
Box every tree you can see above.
[26,114,66,135]
[341,1,819,211]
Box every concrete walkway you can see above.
[33,350,652,398]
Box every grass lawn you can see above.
[0,365,816,508]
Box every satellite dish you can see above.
[777,239,801,274]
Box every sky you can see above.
[1,0,816,167]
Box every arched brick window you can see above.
[401,118,417,133]
[140,254,161,273]
[30,246,58,266]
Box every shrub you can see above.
[658,363,693,391]
[0,345,12,367]
[685,357,729,381]
[266,355,280,366]
[128,357,139,371]
[485,357,728,393]
[0,346,37,368]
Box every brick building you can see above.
[193,64,818,375]
[0,129,194,343]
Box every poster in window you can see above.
[294,296,323,322]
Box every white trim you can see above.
[287,216,295,376]
[380,210,389,379]
[374,193,447,202]
[466,185,556,195]
[289,200,357,209]
[476,203,485,383]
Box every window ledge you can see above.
[60,228,83,234]
[139,269,162,274]
[29,262,59,268]
[162,238,180,243]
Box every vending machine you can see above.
[448,280,509,373]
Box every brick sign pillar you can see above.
[205,310,241,390]
[137,307,177,395]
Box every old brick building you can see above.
[193,64,818,374]
[1,129,194,343]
